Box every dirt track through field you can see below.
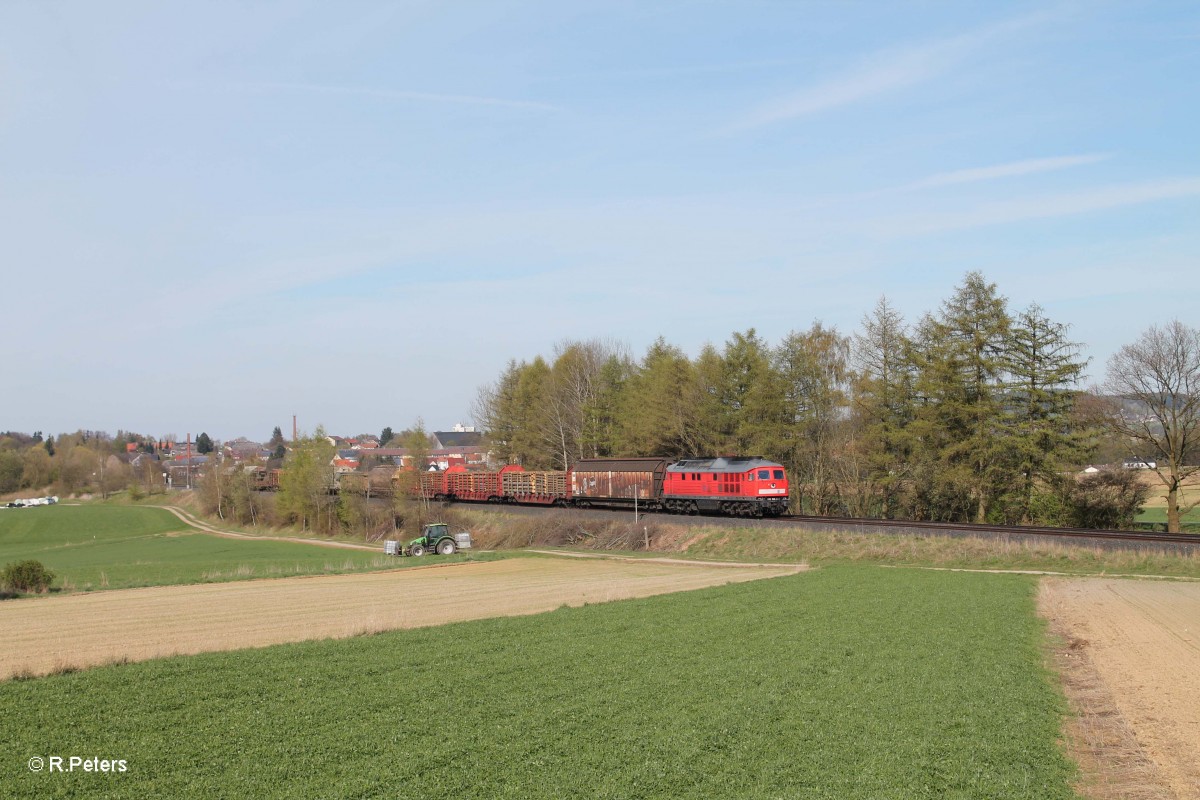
[0,557,803,680]
[1041,578,1200,799]
[154,504,378,551]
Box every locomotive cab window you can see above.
[746,472,754,481]
[773,470,784,479]
[758,470,770,480]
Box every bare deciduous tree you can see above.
[1102,320,1200,532]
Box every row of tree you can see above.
[195,424,434,538]
[473,272,1199,530]
[0,430,169,499]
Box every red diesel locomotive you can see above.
[416,456,790,517]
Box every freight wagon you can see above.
[570,458,665,509]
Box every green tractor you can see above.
[402,523,473,557]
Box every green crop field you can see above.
[1,566,1075,799]
[1135,506,1200,530]
[0,505,482,592]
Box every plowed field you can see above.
[1041,578,1200,799]
[0,556,802,679]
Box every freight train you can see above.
[252,456,791,517]
[414,456,788,517]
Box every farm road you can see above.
[1041,578,1200,799]
[0,557,802,680]
[154,505,379,551]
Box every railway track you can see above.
[778,514,1200,547]
[452,502,1200,554]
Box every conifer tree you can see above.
[910,272,1012,522]
[618,338,699,458]
[852,297,915,517]
[1006,304,1088,523]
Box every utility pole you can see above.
[293,414,298,443]
[186,433,192,490]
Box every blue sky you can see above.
[3,1,1198,441]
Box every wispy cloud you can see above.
[543,56,804,82]
[907,154,1114,189]
[241,81,557,111]
[726,12,1050,133]
[879,176,1200,236]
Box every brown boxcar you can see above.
[569,458,666,508]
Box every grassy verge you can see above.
[0,505,495,593]
[456,508,1200,578]
[0,566,1075,799]
[678,525,1200,577]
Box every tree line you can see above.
[195,424,434,539]
[474,272,1199,531]
[0,430,170,500]
[5,272,1195,534]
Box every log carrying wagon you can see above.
[501,468,568,505]
[445,466,502,502]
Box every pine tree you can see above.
[851,297,915,517]
[473,360,524,465]
[1005,304,1088,523]
[719,329,779,455]
[618,338,700,458]
[910,272,1013,523]
[511,358,556,468]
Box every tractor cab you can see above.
[422,523,449,541]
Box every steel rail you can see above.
[776,514,1200,546]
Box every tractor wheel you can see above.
[437,539,456,556]
[410,543,426,557]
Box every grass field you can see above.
[0,505,484,592]
[1133,506,1200,530]
[0,566,1075,799]
[1133,471,1200,529]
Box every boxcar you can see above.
[569,458,667,509]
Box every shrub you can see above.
[2,560,55,593]
[1069,470,1150,529]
